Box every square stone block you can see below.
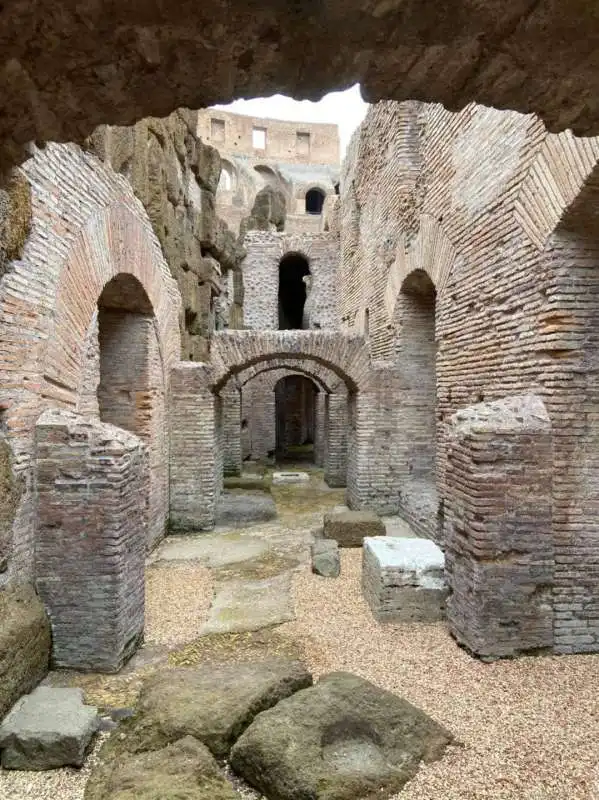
[362,536,447,622]
[0,687,98,770]
[323,510,385,547]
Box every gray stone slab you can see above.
[216,492,277,527]
[0,686,98,769]
[152,531,268,567]
[272,471,311,485]
[200,573,294,635]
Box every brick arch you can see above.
[0,142,182,582]
[231,357,343,394]
[209,331,370,394]
[384,215,455,320]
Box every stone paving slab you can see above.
[150,532,268,567]
[272,471,311,485]
[200,573,294,635]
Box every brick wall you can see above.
[341,100,599,651]
[0,142,182,585]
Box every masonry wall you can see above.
[341,99,599,647]
[242,231,340,330]
[0,143,181,585]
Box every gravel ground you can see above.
[286,549,599,800]
[3,508,599,799]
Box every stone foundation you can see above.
[35,410,147,672]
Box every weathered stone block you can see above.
[0,687,98,769]
[445,394,554,659]
[323,510,385,547]
[35,409,147,672]
[0,585,50,721]
[272,471,310,485]
[362,537,447,623]
[311,539,340,578]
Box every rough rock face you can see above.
[0,436,21,576]
[85,110,245,361]
[85,735,237,800]
[107,660,312,759]
[311,539,341,578]
[0,0,598,178]
[0,585,51,721]
[230,672,453,800]
[240,185,287,237]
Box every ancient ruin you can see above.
[2,9,599,792]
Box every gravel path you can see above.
[287,549,599,800]
[2,486,599,799]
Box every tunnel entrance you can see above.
[275,374,318,463]
[278,252,311,329]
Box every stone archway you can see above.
[168,329,394,530]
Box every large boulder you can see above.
[111,659,312,759]
[0,687,98,769]
[85,735,237,800]
[323,511,386,548]
[230,672,453,800]
[0,584,51,721]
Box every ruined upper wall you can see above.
[1,1,598,177]
[85,110,245,360]
[197,110,339,166]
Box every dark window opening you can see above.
[305,188,325,214]
[278,253,310,330]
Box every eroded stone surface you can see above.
[100,660,312,759]
[0,585,50,721]
[201,573,294,635]
[324,511,386,548]
[311,539,340,578]
[0,687,98,770]
[272,471,311,485]
[84,735,237,800]
[230,671,453,800]
[216,492,277,528]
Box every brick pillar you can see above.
[444,394,553,659]
[346,368,402,513]
[324,392,348,487]
[169,363,217,530]
[221,387,242,477]
[35,409,147,672]
[314,392,326,467]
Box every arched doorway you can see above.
[278,253,310,329]
[396,268,438,535]
[275,374,318,463]
[305,188,325,214]
[96,273,168,549]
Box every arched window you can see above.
[218,162,235,192]
[305,188,325,214]
[278,253,310,330]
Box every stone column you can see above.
[324,392,348,487]
[444,394,553,660]
[35,409,146,672]
[221,386,242,477]
[169,362,218,530]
